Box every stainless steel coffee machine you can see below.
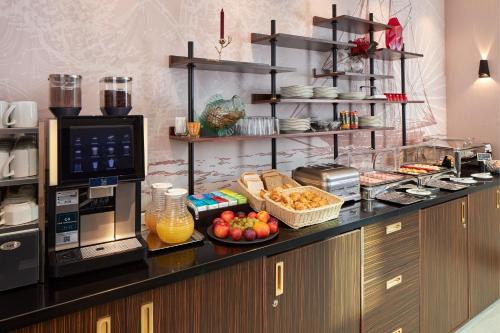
[46,115,147,277]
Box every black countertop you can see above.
[1,174,499,331]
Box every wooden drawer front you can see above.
[363,211,419,282]
[363,262,419,333]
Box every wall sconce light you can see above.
[479,59,490,78]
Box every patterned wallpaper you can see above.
[0,0,445,198]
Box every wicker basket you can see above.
[236,170,301,212]
[263,186,344,229]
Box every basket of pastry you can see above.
[236,170,301,211]
[263,186,344,229]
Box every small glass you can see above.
[187,121,201,137]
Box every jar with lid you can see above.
[48,74,82,117]
[144,183,172,234]
[99,76,133,116]
[156,188,194,244]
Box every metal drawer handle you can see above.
[386,222,402,235]
[141,302,153,333]
[461,202,466,228]
[392,329,402,333]
[386,275,403,290]
[97,316,111,333]
[276,261,284,296]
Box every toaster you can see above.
[292,164,361,202]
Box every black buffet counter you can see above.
[1,174,499,331]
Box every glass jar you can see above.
[145,183,172,234]
[157,188,194,244]
[99,76,132,116]
[48,74,82,117]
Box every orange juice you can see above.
[157,214,194,244]
[145,212,160,234]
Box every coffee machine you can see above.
[46,115,147,277]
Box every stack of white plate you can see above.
[313,87,339,99]
[281,85,314,99]
[359,115,383,128]
[279,118,311,133]
[338,91,366,100]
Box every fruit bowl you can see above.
[207,225,279,245]
[207,209,280,245]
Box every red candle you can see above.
[220,8,224,40]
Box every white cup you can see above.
[2,101,38,128]
[0,200,38,226]
[3,142,38,178]
[0,101,9,129]
[0,145,11,179]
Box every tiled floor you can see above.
[456,299,500,332]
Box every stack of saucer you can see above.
[338,91,366,100]
[281,85,313,99]
[313,87,339,99]
[279,118,311,133]
[359,115,383,128]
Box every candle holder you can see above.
[215,36,232,61]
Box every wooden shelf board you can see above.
[313,15,392,34]
[0,176,38,188]
[368,49,424,61]
[313,69,394,80]
[0,128,38,135]
[169,127,396,143]
[251,33,355,51]
[169,55,296,74]
[251,94,425,105]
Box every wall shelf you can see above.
[313,15,392,34]
[369,49,424,61]
[251,94,424,105]
[251,33,355,51]
[0,176,39,188]
[0,128,38,135]
[169,127,395,143]
[312,69,394,80]
[168,55,296,74]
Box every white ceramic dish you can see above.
[449,177,478,184]
[470,173,493,179]
[406,188,432,196]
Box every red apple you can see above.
[212,217,225,226]
[247,211,258,219]
[213,223,230,239]
[229,227,243,241]
[220,210,235,223]
[268,217,278,224]
[268,219,279,234]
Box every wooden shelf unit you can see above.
[251,94,424,105]
[168,56,296,74]
[312,69,394,80]
[251,33,355,51]
[169,127,395,143]
[312,15,392,34]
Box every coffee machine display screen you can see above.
[70,125,134,174]
[58,116,145,185]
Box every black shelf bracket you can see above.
[332,4,339,159]
[369,13,376,150]
[270,20,277,169]
[188,41,195,194]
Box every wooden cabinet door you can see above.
[468,186,500,317]
[421,198,469,333]
[151,258,264,333]
[264,231,361,333]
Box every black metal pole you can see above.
[332,4,339,159]
[369,13,376,149]
[188,41,195,194]
[271,20,277,169]
[401,44,407,146]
